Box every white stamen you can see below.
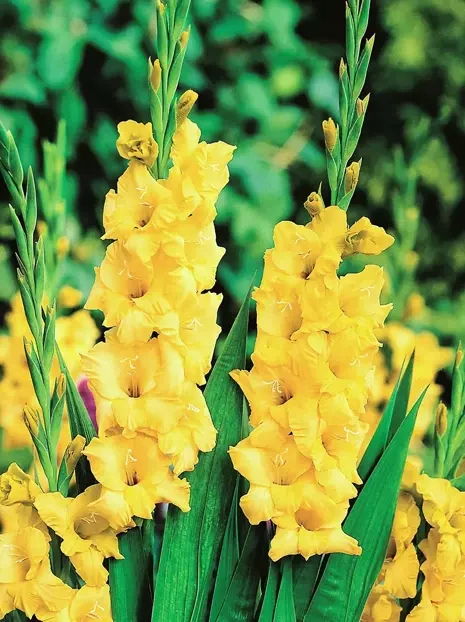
[263,379,283,394]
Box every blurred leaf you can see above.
[37,33,85,90]
[0,73,46,105]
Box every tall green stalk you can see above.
[0,122,65,493]
[322,0,373,211]
[149,0,192,179]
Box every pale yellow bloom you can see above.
[116,120,158,167]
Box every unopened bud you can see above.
[322,118,337,152]
[356,94,370,117]
[405,251,419,270]
[57,373,66,398]
[157,0,166,14]
[344,161,360,193]
[37,220,47,237]
[65,435,86,475]
[56,236,70,258]
[150,58,161,92]
[456,344,464,369]
[304,192,324,217]
[179,29,190,49]
[436,402,448,437]
[404,293,425,320]
[176,90,198,127]
[339,59,346,79]
[23,405,39,437]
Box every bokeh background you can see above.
[1,0,464,390]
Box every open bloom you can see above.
[34,485,127,586]
[83,432,191,517]
[116,120,158,167]
[230,203,394,560]
[0,527,74,620]
[39,584,112,622]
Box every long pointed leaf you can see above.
[293,556,321,622]
[305,388,427,622]
[152,284,253,622]
[109,519,154,622]
[212,524,267,621]
[258,561,281,622]
[273,559,296,622]
[387,350,415,442]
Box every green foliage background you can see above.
[1,0,465,339]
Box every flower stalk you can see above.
[322,0,373,209]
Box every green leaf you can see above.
[274,559,296,622]
[357,0,372,44]
[293,556,321,621]
[387,351,415,443]
[353,36,374,102]
[451,474,465,491]
[110,520,154,622]
[343,109,367,163]
[358,354,414,481]
[209,481,241,621]
[305,388,427,622]
[258,561,281,622]
[345,5,356,72]
[56,345,96,492]
[210,523,267,622]
[152,283,252,622]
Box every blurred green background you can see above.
[1,0,465,341]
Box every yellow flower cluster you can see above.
[229,205,394,560]
[0,117,234,619]
[406,475,465,621]
[0,291,98,451]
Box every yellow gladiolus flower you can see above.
[344,216,394,256]
[170,119,236,202]
[85,240,197,344]
[102,160,175,263]
[0,463,41,505]
[116,120,158,167]
[34,485,126,586]
[83,432,191,517]
[416,474,465,534]
[40,584,112,622]
[362,585,402,622]
[82,331,214,440]
[0,527,75,619]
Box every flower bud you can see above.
[436,402,448,437]
[179,29,190,49]
[356,94,370,117]
[116,120,158,167]
[304,192,324,217]
[23,405,40,438]
[405,251,419,270]
[404,293,425,320]
[37,220,47,236]
[150,58,161,92]
[176,90,199,128]
[56,236,70,258]
[344,161,360,193]
[322,118,337,152]
[64,435,86,475]
[339,58,346,79]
